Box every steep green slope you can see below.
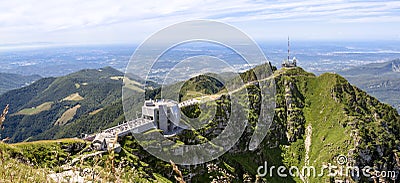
[62,66,397,182]
[38,101,126,139]
[1,65,399,182]
[269,67,399,182]
[0,139,81,182]
[0,139,163,182]
[178,74,225,101]
[161,66,399,182]
[0,67,132,142]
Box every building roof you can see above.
[144,99,179,108]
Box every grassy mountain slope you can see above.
[1,64,399,182]
[0,139,77,182]
[276,67,399,182]
[60,66,400,182]
[0,138,162,182]
[0,67,131,142]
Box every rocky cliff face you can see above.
[170,66,399,182]
[392,62,400,72]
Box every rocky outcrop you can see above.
[61,142,86,153]
[392,62,400,72]
[273,71,307,143]
[332,76,400,182]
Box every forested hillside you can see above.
[0,67,131,142]
[0,64,399,182]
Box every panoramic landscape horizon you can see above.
[0,0,399,182]
[1,40,400,76]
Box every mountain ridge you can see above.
[0,67,129,142]
[0,64,399,182]
[339,58,400,113]
[0,72,41,94]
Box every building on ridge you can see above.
[142,99,182,135]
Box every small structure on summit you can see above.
[282,36,298,68]
[92,133,121,152]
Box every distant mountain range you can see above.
[0,72,41,94]
[340,58,400,75]
[339,58,400,112]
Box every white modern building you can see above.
[90,99,182,151]
[142,99,181,134]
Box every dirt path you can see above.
[179,76,274,107]
[302,124,313,183]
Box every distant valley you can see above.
[339,58,400,112]
[1,41,400,77]
[1,58,399,142]
[0,72,41,94]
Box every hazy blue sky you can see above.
[1,0,400,45]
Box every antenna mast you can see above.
[287,36,290,62]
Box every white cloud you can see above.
[0,0,399,44]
